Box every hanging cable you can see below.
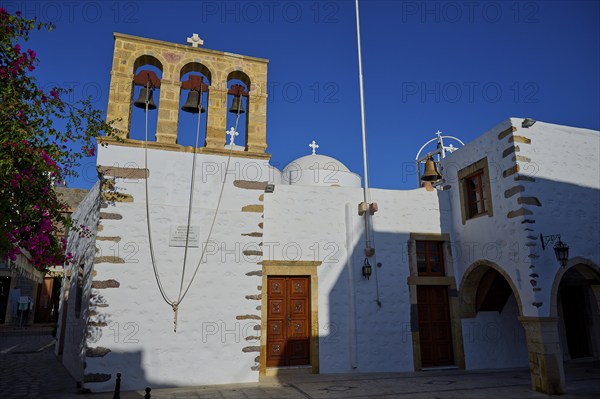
[144,80,245,331]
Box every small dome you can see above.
[283,154,350,174]
[281,154,361,187]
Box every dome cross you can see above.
[309,140,319,155]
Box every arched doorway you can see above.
[552,259,600,361]
[459,261,528,370]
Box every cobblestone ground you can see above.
[0,331,78,399]
[1,329,599,399]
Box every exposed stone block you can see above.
[234,180,268,190]
[99,212,123,220]
[250,366,259,371]
[504,185,525,198]
[497,126,517,140]
[518,197,542,206]
[236,315,261,320]
[96,236,122,242]
[243,250,263,257]
[508,208,533,218]
[514,155,532,163]
[509,135,532,144]
[258,223,263,229]
[245,294,262,300]
[522,219,536,224]
[94,256,125,264]
[526,242,537,247]
[503,165,520,178]
[515,175,536,182]
[246,270,262,277]
[242,346,260,353]
[92,279,121,289]
[242,205,264,213]
[502,145,519,158]
[84,373,111,383]
[102,192,134,203]
[242,232,263,237]
[86,347,111,357]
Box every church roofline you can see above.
[113,32,270,64]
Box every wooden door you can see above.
[417,285,454,367]
[267,276,310,367]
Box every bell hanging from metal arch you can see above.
[181,90,205,114]
[421,157,441,182]
[133,87,157,110]
[228,96,245,114]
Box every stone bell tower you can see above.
[104,32,269,159]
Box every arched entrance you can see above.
[551,258,600,361]
[459,261,528,369]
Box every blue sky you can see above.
[5,0,599,189]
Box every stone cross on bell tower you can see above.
[186,33,204,48]
[309,140,319,155]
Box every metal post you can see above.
[112,373,121,399]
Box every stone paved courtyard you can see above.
[1,330,599,399]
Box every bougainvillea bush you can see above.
[0,9,116,270]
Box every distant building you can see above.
[0,187,88,327]
[57,33,600,395]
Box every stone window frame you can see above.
[407,233,465,371]
[457,157,494,224]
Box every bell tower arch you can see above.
[105,33,270,159]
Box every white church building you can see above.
[55,33,600,395]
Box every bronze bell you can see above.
[421,157,441,182]
[133,87,157,110]
[229,96,245,114]
[181,90,205,114]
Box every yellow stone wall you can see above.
[106,33,269,158]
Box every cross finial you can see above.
[227,127,239,145]
[309,140,319,155]
[187,33,204,48]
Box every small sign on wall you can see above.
[169,225,200,247]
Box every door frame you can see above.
[260,260,321,376]
[408,233,465,370]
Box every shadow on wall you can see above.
[84,350,170,393]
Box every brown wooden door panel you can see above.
[266,276,310,367]
[417,285,454,367]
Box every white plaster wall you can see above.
[86,145,279,391]
[441,118,600,317]
[58,182,102,382]
[442,118,541,317]
[510,120,600,312]
[462,295,528,369]
[263,184,452,373]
